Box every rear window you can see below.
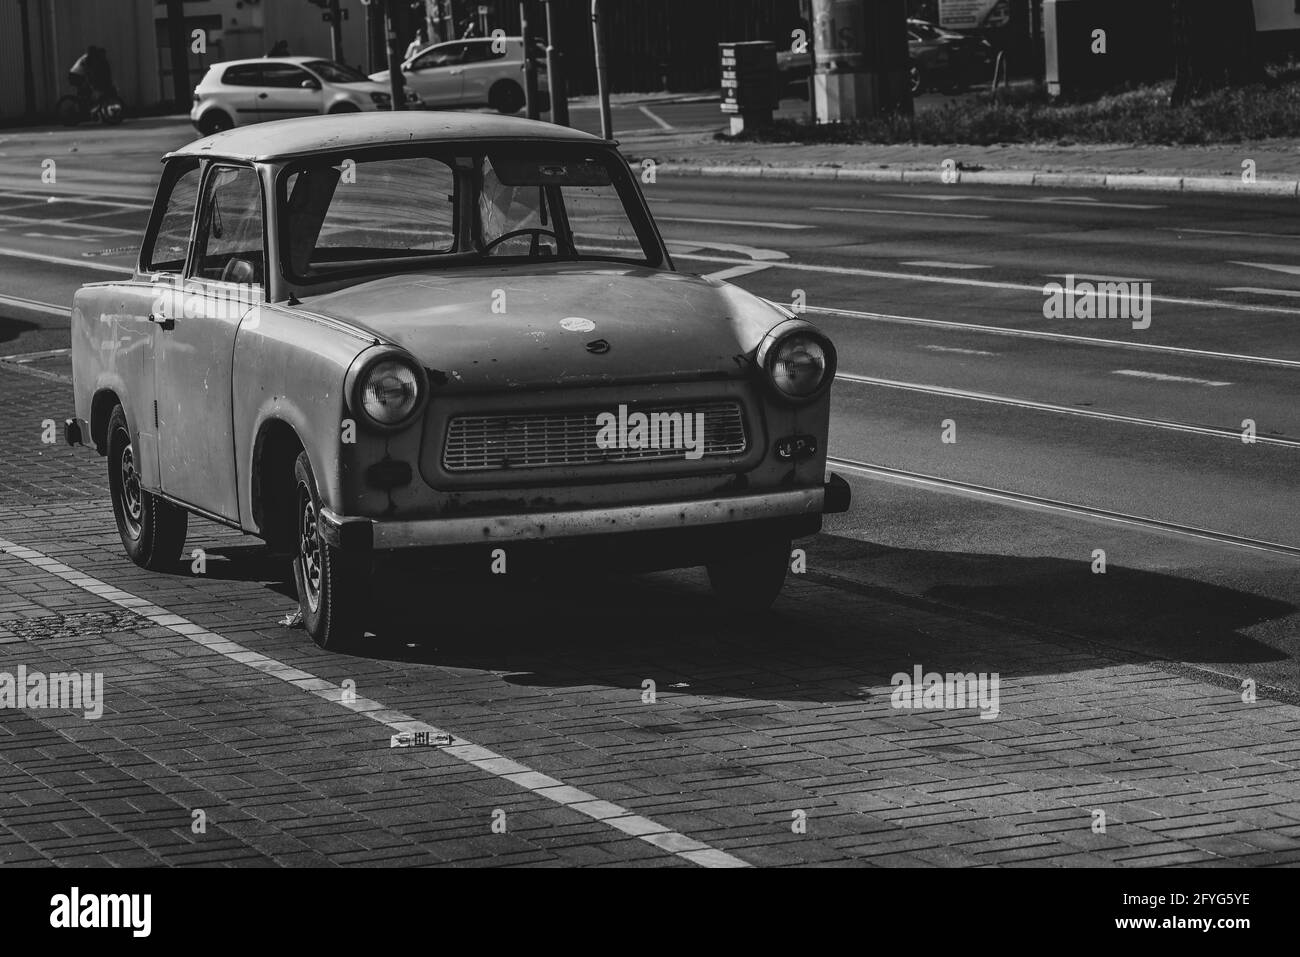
[221,64,260,87]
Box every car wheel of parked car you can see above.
[908,65,923,95]
[328,102,361,114]
[106,405,188,570]
[56,95,83,127]
[292,451,368,650]
[706,539,791,613]
[198,110,233,135]
[488,80,525,114]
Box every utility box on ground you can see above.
[720,41,778,135]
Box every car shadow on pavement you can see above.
[810,535,1294,665]
[0,315,38,347]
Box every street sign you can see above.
[719,41,776,121]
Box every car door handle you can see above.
[148,313,175,331]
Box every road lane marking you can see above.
[658,216,812,230]
[1162,227,1300,240]
[667,250,1300,316]
[795,303,1300,368]
[1111,369,1231,387]
[1230,260,1300,277]
[703,263,774,281]
[1045,273,1146,283]
[0,245,132,274]
[0,294,69,317]
[827,458,1300,559]
[812,206,990,220]
[0,536,750,869]
[835,372,1296,447]
[1,347,70,361]
[0,189,152,210]
[884,193,1164,210]
[902,261,990,270]
[922,345,998,356]
[665,240,787,261]
[637,104,674,130]
[1218,287,1300,298]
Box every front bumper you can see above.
[319,476,850,552]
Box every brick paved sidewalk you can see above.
[2,362,1299,867]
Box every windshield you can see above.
[304,60,369,83]
[278,147,659,281]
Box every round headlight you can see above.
[769,332,829,398]
[359,359,420,426]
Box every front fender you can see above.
[232,304,373,530]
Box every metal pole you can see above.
[382,0,408,109]
[328,0,344,63]
[18,0,36,117]
[590,0,611,138]
[520,1,538,119]
[544,0,568,126]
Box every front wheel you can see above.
[107,405,187,570]
[56,96,83,127]
[99,97,125,124]
[488,81,525,114]
[707,539,792,613]
[292,451,369,650]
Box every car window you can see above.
[412,43,464,69]
[145,160,201,273]
[261,64,311,88]
[279,149,657,281]
[462,41,504,63]
[282,157,456,278]
[303,60,367,83]
[221,64,261,87]
[193,165,264,284]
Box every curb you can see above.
[651,162,1300,197]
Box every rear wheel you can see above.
[292,451,369,650]
[99,96,125,124]
[488,80,525,114]
[197,109,232,135]
[328,102,361,114]
[908,65,923,95]
[106,405,187,570]
[707,539,792,613]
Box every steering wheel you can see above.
[482,227,559,255]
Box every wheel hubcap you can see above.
[298,490,322,612]
[119,442,142,537]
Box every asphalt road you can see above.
[0,115,1297,868]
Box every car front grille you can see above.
[442,401,748,472]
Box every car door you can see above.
[458,39,508,105]
[218,63,263,124]
[258,62,324,119]
[403,42,467,105]
[153,162,264,521]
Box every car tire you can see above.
[328,102,362,114]
[291,451,369,650]
[706,539,791,613]
[488,80,525,114]
[197,110,233,135]
[909,65,923,95]
[106,405,188,571]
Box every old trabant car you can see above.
[66,112,849,649]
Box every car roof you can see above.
[212,56,323,68]
[166,111,610,162]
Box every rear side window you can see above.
[144,160,201,273]
[221,64,260,87]
[462,41,504,63]
[262,64,311,88]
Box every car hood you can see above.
[299,262,787,392]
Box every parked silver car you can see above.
[369,37,546,114]
[191,57,423,134]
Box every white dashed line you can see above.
[1111,369,1232,387]
[922,345,998,356]
[902,261,990,270]
[812,206,990,219]
[703,263,774,281]
[0,537,750,869]
[1218,287,1300,298]
[658,216,812,230]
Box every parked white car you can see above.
[191,57,423,134]
[369,37,546,114]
